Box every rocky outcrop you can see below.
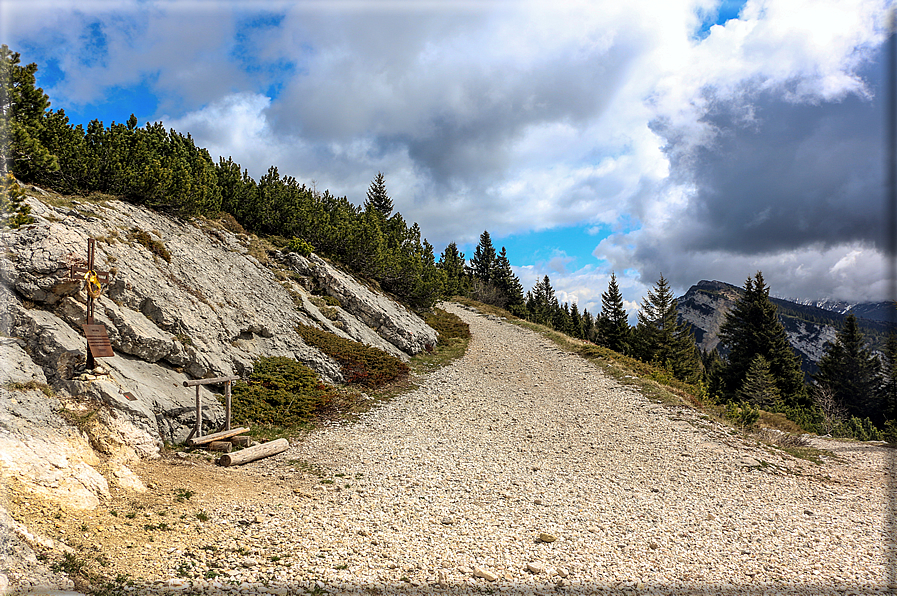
[675,280,742,353]
[677,280,875,374]
[0,187,438,515]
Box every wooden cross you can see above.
[69,238,113,369]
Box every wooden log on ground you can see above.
[187,427,249,447]
[208,441,233,452]
[218,438,289,467]
[230,435,252,447]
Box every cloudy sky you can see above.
[1,0,890,318]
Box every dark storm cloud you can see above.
[662,74,884,255]
[595,57,888,302]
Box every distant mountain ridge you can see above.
[676,280,894,375]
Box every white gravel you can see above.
[162,303,894,595]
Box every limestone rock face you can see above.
[284,252,438,355]
[0,188,438,512]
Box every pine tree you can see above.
[364,172,393,217]
[570,302,583,339]
[0,173,34,228]
[469,230,496,284]
[814,314,882,425]
[718,272,807,407]
[633,274,701,382]
[554,302,573,335]
[0,45,59,178]
[598,272,630,354]
[880,333,897,422]
[581,308,596,343]
[527,275,556,327]
[737,355,780,409]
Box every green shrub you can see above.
[833,416,883,441]
[320,294,341,308]
[287,237,314,256]
[295,324,408,388]
[883,420,897,444]
[424,308,470,342]
[725,401,760,431]
[230,356,337,427]
[775,403,823,434]
[0,174,34,228]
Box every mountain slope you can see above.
[676,280,890,374]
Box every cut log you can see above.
[208,441,233,452]
[218,438,289,467]
[187,427,250,447]
[230,435,252,447]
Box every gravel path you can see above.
[158,303,892,595]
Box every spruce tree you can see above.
[814,314,882,425]
[492,247,526,315]
[598,272,630,354]
[437,242,469,297]
[527,275,556,327]
[718,272,807,407]
[554,302,573,335]
[737,355,780,409]
[570,302,583,339]
[364,172,393,217]
[633,274,701,382]
[581,308,596,343]
[469,230,496,284]
[880,333,897,422]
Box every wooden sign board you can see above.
[83,324,114,358]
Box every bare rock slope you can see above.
[0,188,436,519]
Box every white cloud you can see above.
[163,93,282,167]
[6,0,890,304]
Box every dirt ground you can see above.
[4,448,317,589]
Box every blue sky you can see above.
[1,0,890,318]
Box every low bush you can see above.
[424,308,470,342]
[725,401,760,431]
[287,237,314,256]
[217,212,246,234]
[230,356,338,427]
[295,324,408,388]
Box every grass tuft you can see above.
[127,227,171,262]
[3,380,55,397]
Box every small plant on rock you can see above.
[127,227,171,262]
[287,237,314,256]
